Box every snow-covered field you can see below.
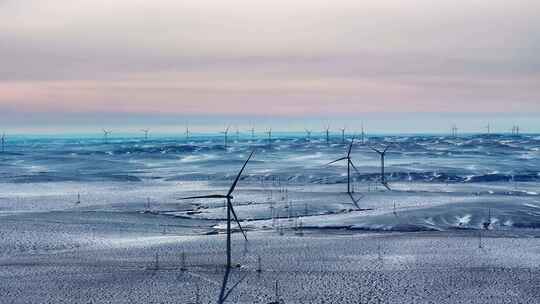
[0,133,539,303]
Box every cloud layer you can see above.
[0,0,539,126]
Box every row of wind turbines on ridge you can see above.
[101,125,368,147]
[96,122,523,145]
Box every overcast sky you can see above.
[1,0,539,133]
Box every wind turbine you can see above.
[339,127,346,143]
[327,137,361,194]
[512,125,520,136]
[370,145,392,191]
[360,122,366,144]
[141,129,150,141]
[221,125,230,148]
[185,124,191,141]
[1,132,5,153]
[247,126,255,140]
[485,123,491,135]
[451,124,458,137]
[180,151,254,269]
[266,128,272,146]
[323,125,330,145]
[305,129,312,142]
[102,129,112,144]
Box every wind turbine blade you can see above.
[178,194,227,200]
[382,182,392,191]
[349,160,362,176]
[369,146,382,154]
[347,192,361,209]
[229,202,248,241]
[383,145,391,154]
[227,150,255,196]
[326,157,347,166]
[347,136,355,157]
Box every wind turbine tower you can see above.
[361,122,366,144]
[370,145,392,190]
[185,124,191,141]
[324,125,330,145]
[340,127,346,143]
[266,128,272,146]
[247,126,255,140]
[1,132,5,153]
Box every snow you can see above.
[0,133,539,303]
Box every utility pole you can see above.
[257,255,262,273]
[478,230,483,249]
[181,250,187,271]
